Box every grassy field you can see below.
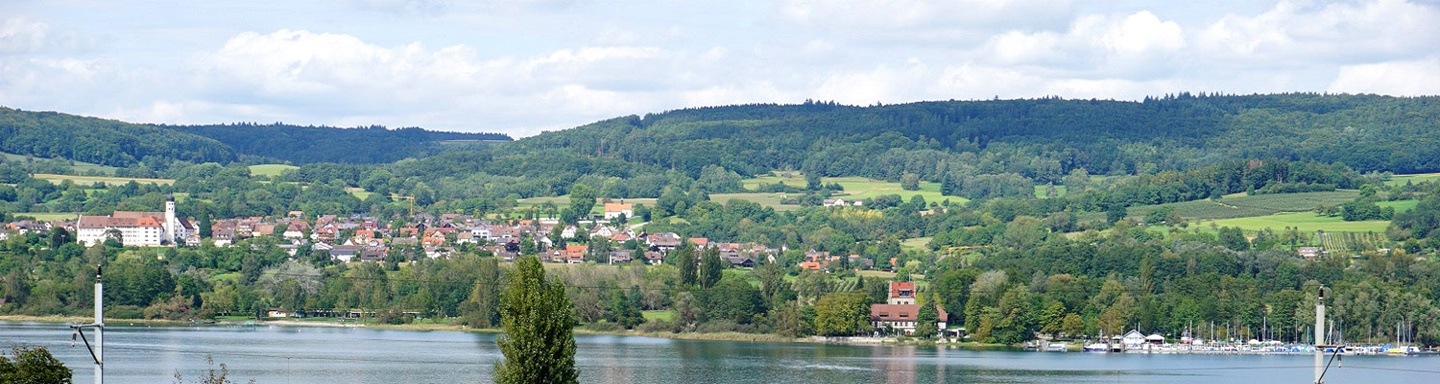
[346,188,372,200]
[710,192,797,211]
[33,173,174,186]
[1,151,117,175]
[1378,200,1419,213]
[515,196,657,216]
[745,174,957,202]
[1387,172,1440,186]
[642,310,674,322]
[901,237,932,251]
[14,212,79,221]
[249,164,298,177]
[1129,191,1361,221]
[1034,184,1068,198]
[1200,212,1390,233]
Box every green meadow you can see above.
[2,151,118,175]
[249,164,299,177]
[1386,172,1440,186]
[33,173,174,186]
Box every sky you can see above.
[2,0,1439,137]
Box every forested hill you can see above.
[507,93,1440,179]
[0,107,237,166]
[0,106,512,167]
[161,123,512,164]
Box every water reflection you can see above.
[3,322,1437,384]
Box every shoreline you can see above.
[0,315,1006,348]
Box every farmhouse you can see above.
[603,202,633,220]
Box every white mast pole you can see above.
[94,266,103,384]
[1314,286,1325,384]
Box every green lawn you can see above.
[33,173,174,186]
[249,164,299,177]
[1387,172,1440,186]
[1201,212,1390,233]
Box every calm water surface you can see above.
[2,322,1436,383]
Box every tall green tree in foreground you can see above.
[494,256,578,384]
[0,345,71,384]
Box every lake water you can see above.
[2,321,1436,383]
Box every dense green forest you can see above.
[0,107,511,167]
[0,107,236,166]
[163,123,511,164]
[509,93,1440,178]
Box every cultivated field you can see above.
[1129,191,1362,221]
[33,173,174,186]
[1201,212,1390,233]
[249,164,299,177]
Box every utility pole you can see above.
[1314,285,1327,384]
[71,266,104,384]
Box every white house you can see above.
[603,203,633,220]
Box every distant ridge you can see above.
[162,123,512,164]
[0,106,511,166]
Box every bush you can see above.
[108,305,145,320]
[582,321,621,332]
[696,320,741,333]
[637,319,672,333]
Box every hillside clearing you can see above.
[14,212,79,221]
[2,151,118,175]
[1387,172,1440,186]
[33,173,174,186]
[249,164,299,177]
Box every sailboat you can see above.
[1385,320,1417,355]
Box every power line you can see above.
[1343,365,1440,375]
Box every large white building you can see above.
[76,196,193,247]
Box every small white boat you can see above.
[1083,343,1110,352]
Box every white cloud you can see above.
[777,0,1076,44]
[1196,0,1440,65]
[1328,57,1440,96]
[0,17,49,54]
[977,11,1184,78]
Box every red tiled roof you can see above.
[869,304,948,322]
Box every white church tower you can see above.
[164,195,177,245]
